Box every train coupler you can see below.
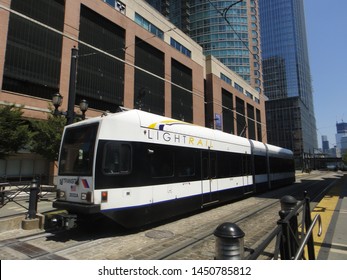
[50,213,77,230]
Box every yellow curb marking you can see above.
[311,184,341,257]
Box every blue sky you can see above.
[304,0,347,148]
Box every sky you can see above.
[304,0,347,148]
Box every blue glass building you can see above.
[259,0,317,164]
[145,0,262,91]
[190,0,261,89]
[336,122,347,157]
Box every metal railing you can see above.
[0,180,33,210]
[0,178,56,219]
[214,192,322,260]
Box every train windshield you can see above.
[58,123,99,176]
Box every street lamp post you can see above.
[67,47,78,125]
[52,93,88,123]
[52,47,88,124]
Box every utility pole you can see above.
[67,47,78,125]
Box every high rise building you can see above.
[259,0,317,164]
[145,0,262,91]
[336,122,347,157]
[321,135,329,154]
[336,122,347,134]
[144,0,191,34]
[191,0,262,90]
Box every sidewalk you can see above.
[327,194,347,259]
[0,186,56,232]
[315,173,347,260]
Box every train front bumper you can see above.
[53,200,101,214]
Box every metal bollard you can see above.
[214,222,245,260]
[278,195,298,259]
[28,178,40,219]
[280,195,298,212]
[0,185,4,206]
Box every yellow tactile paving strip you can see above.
[311,183,341,257]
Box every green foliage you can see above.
[30,113,66,162]
[0,105,32,159]
[343,152,347,164]
[0,104,66,162]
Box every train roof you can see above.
[137,110,251,145]
[249,139,293,155]
[266,143,293,157]
[137,110,251,150]
[249,139,267,155]
[65,109,292,156]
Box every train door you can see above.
[201,149,219,206]
[243,153,255,194]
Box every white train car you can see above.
[53,109,295,228]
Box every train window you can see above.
[176,149,196,177]
[210,152,217,178]
[201,151,217,179]
[230,153,243,176]
[59,123,98,176]
[254,155,267,174]
[243,154,252,175]
[102,142,132,175]
[202,157,209,179]
[269,156,294,173]
[150,147,174,178]
[218,152,232,178]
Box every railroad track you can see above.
[144,172,342,260]
[0,171,343,260]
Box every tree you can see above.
[30,113,66,162]
[0,105,32,159]
[343,152,347,166]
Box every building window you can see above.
[3,0,65,99]
[135,13,164,40]
[171,59,192,122]
[236,97,246,137]
[222,89,234,134]
[256,109,262,142]
[246,91,253,100]
[247,104,256,140]
[234,82,244,93]
[104,0,125,14]
[134,38,165,115]
[78,5,125,112]
[221,73,232,85]
[170,38,191,58]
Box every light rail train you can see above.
[53,109,295,228]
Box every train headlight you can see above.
[81,192,92,202]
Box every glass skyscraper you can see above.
[144,0,191,34]
[336,122,347,157]
[190,0,261,90]
[259,0,317,164]
[145,0,262,91]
